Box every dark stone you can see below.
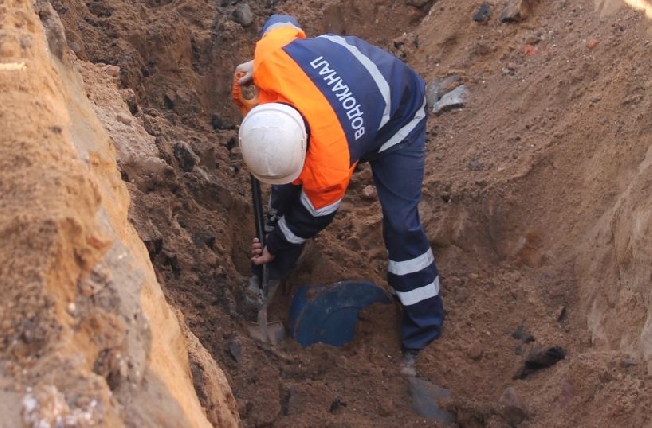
[226,136,237,152]
[173,142,198,172]
[211,114,235,131]
[473,2,491,23]
[204,235,216,248]
[281,387,301,416]
[162,251,181,278]
[192,232,217,248]
[125,95,139,115]
[557,307,568,322]
[144,237,163,258]
[329,398,347,414]
[500,0,529,23]
[163,94,175,110]
[228,340,242,363]
[511,324,535,343]
[433,85,469,115]
[406,0,430,7]
[525,346,565,369]
[514,346,566,379]
[231,3,253,27]
[407,378,454,424]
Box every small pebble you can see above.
[362,185,377,199]
[116,113,132,125]
[377,398,394,417]
[586,38,600,50]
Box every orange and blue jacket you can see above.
[248,15,427,255]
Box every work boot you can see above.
[400,349,419,377]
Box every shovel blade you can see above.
[247,321,286,346]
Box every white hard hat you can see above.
[239,103,307,185]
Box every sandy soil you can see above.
[10,0,652,426]
[0,0,237,426]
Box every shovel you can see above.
[233,70,285,345]
[246,147,286,346]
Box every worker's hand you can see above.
[251,237,275,265]
[235,60,254,85]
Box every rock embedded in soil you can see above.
[586,38,600,49]
[211,114,235,131]
[329,398,347,414]
[433,85,470,115]
[362,185,377,199]
[227,340,242,363]
[377,397,394,417]
[467,344,484,361]
[116,112,132,125]
[407,378,453,423]
[620,356,637,368]
[104,65,120,77]
[500,0,530,23]
[524,34,541,45]
[231,3,253,27]
[426,75,461,106]
[497,387,527,425]
[406,0,431,7]
[282,387,301,416]
[514,346,566,379]
[473,2,491,23]
[511,324,535,343]
[143,237,163,258]
[174,141,199,172]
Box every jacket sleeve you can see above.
[265,170,349,255]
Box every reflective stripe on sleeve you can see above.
[278,216,307,244]
[300,190,341,217]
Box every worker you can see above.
[233,14,444,377]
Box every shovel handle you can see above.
[250,175,266,247]
[236,72,268,294]
[250,174,269,294]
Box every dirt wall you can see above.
[575,142,652,371]
[0,0,237,426]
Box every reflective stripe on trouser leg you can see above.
[371,117,444,351]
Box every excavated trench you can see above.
[35,0,652,426]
